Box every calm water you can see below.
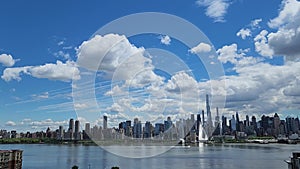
[0,143,298,169]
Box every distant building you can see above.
[74,120,80,140]
[0,150,23,169]
[103,116,108,129]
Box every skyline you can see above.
[1,0,300,132]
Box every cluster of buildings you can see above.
[1,95,300,142]
[219,112,300,139]
[0,150,23,169]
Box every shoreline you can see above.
[0,138,299,146]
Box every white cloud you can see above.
[217,44,262,68]
[265,0,300,61]
[160,35,171,45]
[77,34,164,88]
[236,28,251,39]
[5,121,16,126]
[1,60,80,82]
[0,54,18,67]
[268,0,300,29]
[189,42,212,54]
[254,30,274,58]
[251,18,262,28]
[31,92,49,99]
[74,103,88,109]
[196,0,231,22]
[54,50,70,60]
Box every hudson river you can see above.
[0,143,298,169]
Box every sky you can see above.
[0,0,300,132]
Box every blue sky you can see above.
[1,0,300,132]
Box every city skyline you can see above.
[0,0,300,132]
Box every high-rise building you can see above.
[144,121,152,138]
[103,115,108,129]
[251,116,257,130]
[0,150,23,169]
[85,123,90,134]
[230,115,236,131]
[206,94,211,123]
[164,117,173,131]
[273,113,280,136]
[215,107,220,127]
[206,94,213,137]
[201,110,205,123]
[245,115,250,127]
[133,118,142,138]
[75,120,80,133]
[68,118,74,140]
[196,113,201,131]
[236,112,240,131]
[154,123,164,136]
[75,120,80,140]
[58,125,64,140]
[69,119,74,133]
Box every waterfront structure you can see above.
[0,150,23,169]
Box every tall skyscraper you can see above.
[58,125,64,140]
[273,113,280,136]
[206,94,213,137]
[164,117,172,131]
[201,110,205,123]
[230,115,236,131]
[133,118,142,138]
[103,115,108,129]
[69,118,74,140]
[206,94,211,122]
[75,120,80,133]
[69,118,74,133]
[215,107,220,126]
[75,120,80,140]
[144,121,151,138]
[245,115,250,127]
[85,123,90,134]
[236,112,240,131]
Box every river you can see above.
[0,143,298,169]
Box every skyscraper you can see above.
[230,115,236,131]
[69,118,74,140]
[69,118,74,133]
[75,120,80,140]
[206,94,213,137]
[103,115,107,129]
[58,125,64,140]
[215,107,220,127]
[236,112,240,131]
[206,94,211,122]
[85,123,90,134]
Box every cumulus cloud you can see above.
[160,35,171,45]
[77,34,164,88]
[196,0,231,22]
[217,44,262,70]
[1,60,80,82]
[189,42,212,54]
[254,30,274,58]
[0,54,18,67]
[257,0,300,62]
[5,121,16,126]
[251,18,262,28]
[236,28,251,39]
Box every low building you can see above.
[0,149,23,169]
